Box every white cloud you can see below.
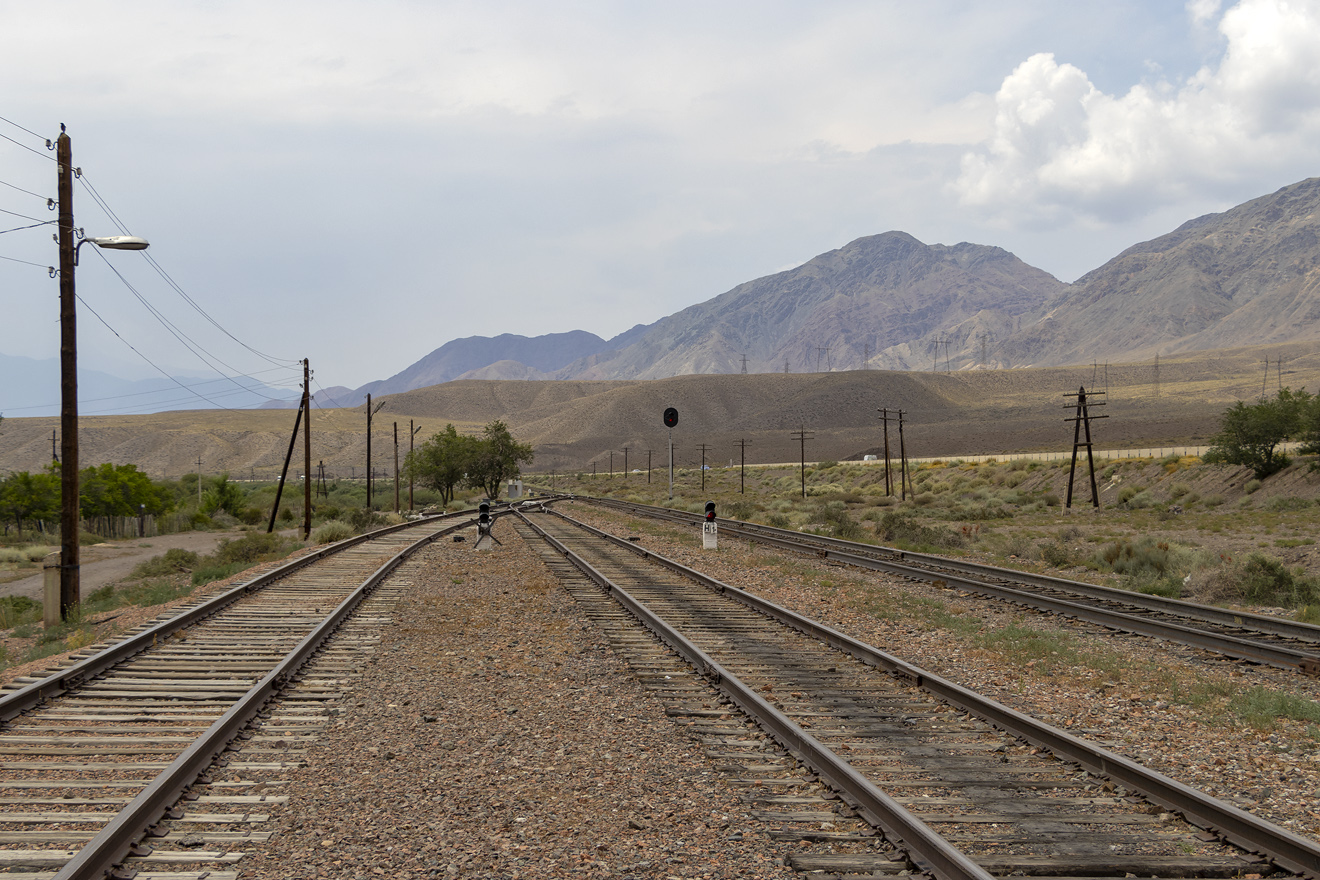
[954,0,1320,224]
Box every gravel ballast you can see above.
[240,524,797,879]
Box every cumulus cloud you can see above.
[954,0,1320,223]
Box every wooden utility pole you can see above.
[268,393,304,533]
[365,394,385,509]
[393,421,400,513]
[56,129,79,620]
[302,359,311,539]
[623,447,629,479]
[409,420,420,511]
[1065,386,1107,509]
[897,409,912,500]
[696,443,712,491]
[51,429,58,464]
[736,438,752,494]
[365,394,372,509]
[878,408,893,496]
[791,428,813,498]
[609,450,614,477]
[646,449,652,484]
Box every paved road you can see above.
[1,530,247,603]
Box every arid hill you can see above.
[2,343,1316,481]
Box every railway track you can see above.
[515,504,1320,880]
[575,496,1320,676]
[0,513,471,880]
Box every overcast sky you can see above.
[3,0,1320,410]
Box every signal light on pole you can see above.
[704,501,715,522]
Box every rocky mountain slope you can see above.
[349,177,1320,391]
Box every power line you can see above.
[0,114,48,141]
[0,206,49,223]
[78,172,299,368]
[90,248,293,401]
[0,220,56,236]
[0,177,52,201]
[0,252,51,268]
[71,289,251,413]
[0,129,55,160]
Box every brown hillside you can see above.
[2,343,1318,480]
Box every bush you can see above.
[1239,554,1320,607]
[311,520,355,545]
[814,502,863,540]
[212,532,299,566]
[132,548,200,578]
[874,512,964,551]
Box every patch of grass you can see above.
[874,511,964,551]
[1229,685,1320,730]
[311,520,355,545]
[0,595,42,628]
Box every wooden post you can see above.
[302,359,311,539]
[56,130,80,621]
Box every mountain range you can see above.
[337,176,1320,401]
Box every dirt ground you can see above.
[1,529,248,603]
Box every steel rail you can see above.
[587,496,1320,643]
[516,508,994,880]
[51,515,470,880]
[536,505,1320,879]
[0,512,473,725]
[578,497,1320,675]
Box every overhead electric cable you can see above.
[0,178,50,200]
[0,130,54,160]
[78,172,300,368]
[0,206,47,223]
[90,247,293,401]
[72,290,248,413]
[0,253,50,268]
[0,220,56,236]
[0,114,47,140]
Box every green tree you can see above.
[404,424,478,506]
[79,463,175,518]
[0,470,59,534]
[1203,388,1311,479]
[465,420,534,500]
[200,474,245,516]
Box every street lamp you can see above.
[55,128,149,621]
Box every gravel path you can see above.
[0,529,254,602]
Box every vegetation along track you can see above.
[580,497,1320,677]
[515,503,1320,880]
[0,512,472,880]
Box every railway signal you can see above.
[663,407,678,500]
[702,500,717,549]
[475,500,500,550]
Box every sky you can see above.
[3,0,1320,412]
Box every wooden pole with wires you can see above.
[56,129,80,620]
[302,359,311,539]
